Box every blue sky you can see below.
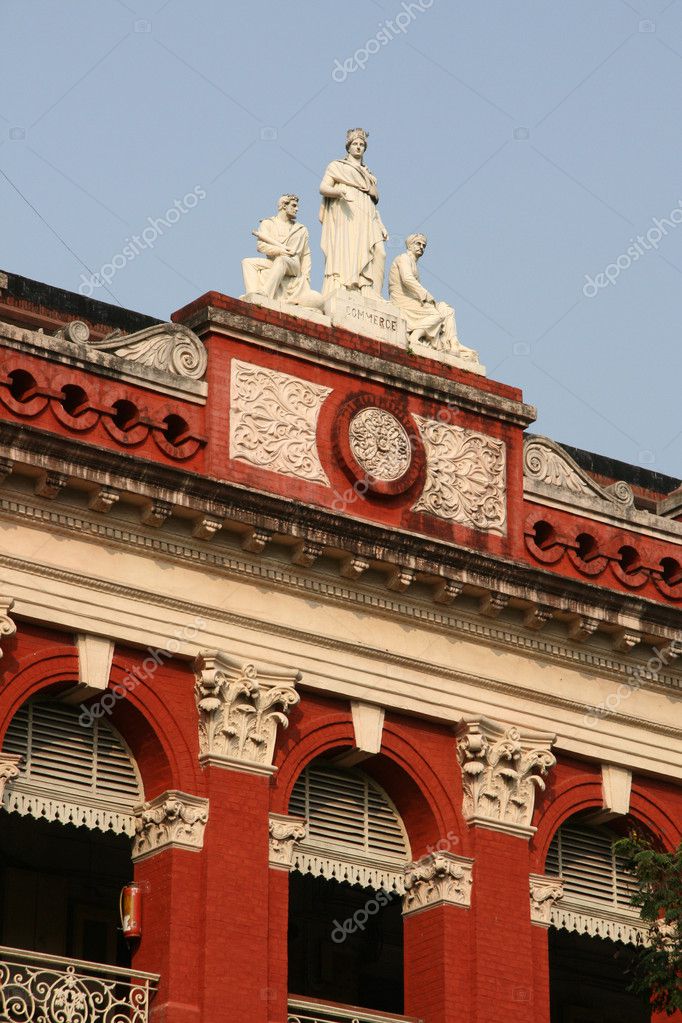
[1,0,681,479]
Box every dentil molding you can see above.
[402,852,474,915]
[268,812,307,870]
[132,790,209,861]
[194,651,300,773]
[456,718,556,838]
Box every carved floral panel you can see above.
[230,359,331,485]
[348,407,412,482]
[411,417,507,534]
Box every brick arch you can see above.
[531,760,681,871]
[272,693,467,859]
[0,641,201,799]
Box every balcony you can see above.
[288,995,421,1023]
[0,945,159,1023]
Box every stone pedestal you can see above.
[324,290,407,346]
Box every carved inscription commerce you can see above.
[348,408,412,482]
[230,360,331,485]
[412,417,506,534]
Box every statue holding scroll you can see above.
[241,195,324,310]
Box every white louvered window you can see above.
[2,699,143,836]
[289,762,410,892]
[546,822,646,946]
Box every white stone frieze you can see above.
[230,359,331,485]
[412,417,506,534]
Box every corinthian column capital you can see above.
[456,717,556,838]
[194,651,300,774]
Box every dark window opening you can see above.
[0,810,131,967]
[549,930,650,1023]
[288,873,403,1015]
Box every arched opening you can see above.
[0,696,143,965]
[287,758,409,1015]
[545,813,652,1022]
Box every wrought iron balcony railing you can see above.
[288,995,421,1023]
[0,945,159,1023]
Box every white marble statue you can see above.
[242,195,324,310]
[319,128,388,297]
[389,234,479,362]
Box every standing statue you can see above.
[389,234,479,363]
[241,194,324,310]
[319,128,388,297]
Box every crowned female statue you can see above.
[319,128,388,297]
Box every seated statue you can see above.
[242,195,324,311]
[388,234,479,362]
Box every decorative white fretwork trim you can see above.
[291,849,407,894]
[3,785,135,836]
[549,902,647,946]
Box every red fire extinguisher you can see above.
[119,883,143,940]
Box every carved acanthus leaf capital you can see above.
[194,651,300,773]
[269,813,307,870]
[0,597,17,658]
[456,718,556,838]
[0,754,21,801]
[132,790,209,861]
[402,852,474,916]
[529,872,564,927]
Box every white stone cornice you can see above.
[132,790,209,861]
[194,651,300,773]
[529,873,564,927]
[0,753,21,800]
[456,718,556,838]
[268,813,307,870]
[0,596,17,657]
[402,852,474,916]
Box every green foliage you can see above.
[615,833,682,1015]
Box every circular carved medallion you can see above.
[348,408,412,482]
[332,394,425,497]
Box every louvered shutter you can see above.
[2,699,143,836]
[545,822,646,946]
[289,763,410,892]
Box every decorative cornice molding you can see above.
[529,872,564,927]
[1,546,681,747]
[132,790,209,861]
[402,852,474,915]
[194,651,300,773]
[0,596,16,657]
[0,753,21,801]
[0,318,207,400]
[456,718,556,838]
[269,813,307,870]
